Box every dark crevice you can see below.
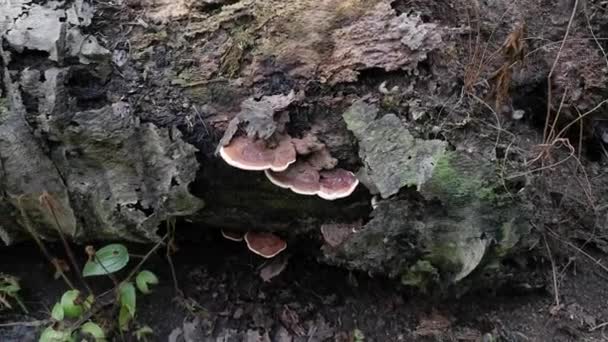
[66,66,109,110]
[390,0,461,26]
[6,48,52,71]
[195,0,241,13]
[19,87,38,114]
[126,200,154,217]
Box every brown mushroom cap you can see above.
[244,232,287,258]
[266,162,358,200]
[272,136,299,171]
[219,136,296,172]
[318,168,359,200]
[264,162,321,195]
[221,229,244,242]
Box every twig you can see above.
[14,195,75,290]
[468,92,502,150]
[92,253,120,287]
[0,319,50,328]
[166,219,181,295]
[66,289,116,331]
[39,192,93,296]
[545,226,608,275]
[544,0,579,142]
[125,234,169,282]
[554,99,608,141]
[590,321,608,332]
[546,88,570,144]
[583,3,608,70]
[543,233,561,310]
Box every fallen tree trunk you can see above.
[2,0,608,291]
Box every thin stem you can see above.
[92,253,119,287]
[15,195,75,290]
[125,234,169,282]
[166,218,181,295]
[543,234,561,310]
[39,193,93,296]
[544,0,579,143]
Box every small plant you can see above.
[133,325,154,341]
[0,274,27,313]
[38,243,160,342]
[352,328,365,342]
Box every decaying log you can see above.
[2,0,608,290]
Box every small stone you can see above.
[512,109,525,120]
[233,307,244,319]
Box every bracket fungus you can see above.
[217,110,358,200]
[221,229,244,242]
[265,161,321,195]
[318,168,359,200]
[219,135,296,172]
[265,161,359,200]
[244,232,287,258]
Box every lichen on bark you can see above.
[324,102,530,288]
[0,0,203,244]
[343,100,447,198]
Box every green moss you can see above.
[185,81,245,109]
[219,27,253,78]
[0,97,8,116]
[168,189,205,215]
[429,152,497,204]
[428,243,462,272]
[494,219,519,257]
[401,260,439,290]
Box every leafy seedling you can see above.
[39,327,73,342]
[60,290,84,319]
[353,328,365,342]
[80,321,106,341]
[51,303,64,321]
[135,270,159,294]
[118,282,136,331]
[83,244,129,277]
[0,274,27,313]
[133,325,154,341]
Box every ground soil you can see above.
[2,232,608,342]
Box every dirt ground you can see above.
[2,231,608,342]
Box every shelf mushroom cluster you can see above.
[221,229,287,259]
[217,129,359,258]
[219,134,359,200]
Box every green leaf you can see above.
[135,270,159,294]
[83,294,95,310]
[51,303,64,321]
[80,321,105,340]
[133,326,154,341]
[82,244,129,277]
[0,275,21,295]
[60,290,84,319]
[119,282,136,316]
[353,328,365,342]
[118,305,132,331]
[118,282,136,332]
[38,326,72,342]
